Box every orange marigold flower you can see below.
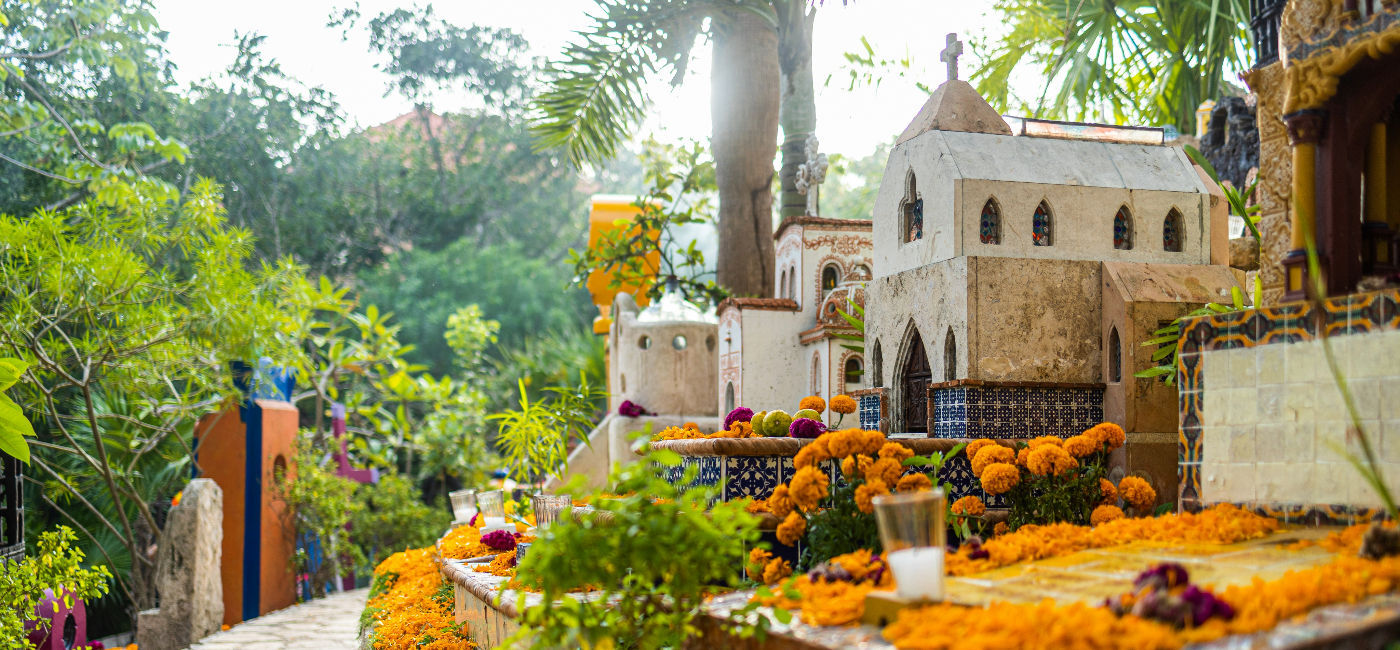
[1118,476,1157,510]
[683,421,700,430]
[951,495,986,517]
[793,437,831,469]
[1098,478,1118,505]
[747,547,773,581]
[1026,445,1078,476]
[865,457,904,487]
[878,441,914,463]
[1016,446,1031,467]
[896,472,933,492]
[827,428,861,459]
[1063,434,1097,458]
[789,466,829,512]
[993,521,1009,536]
[830,394,857,414]
[859,429,888,456]
[971,445,1015,477]
[964,438,997,463]
[855,479,889,514]
[777,511,806,546]
[800,395,827,413]
[1085,422,1126,451]
[762,557,793,584]
[1028,435,1064,449]
[768,484,795,518]
[1091,504,1125,525]
[980,463,1020,495]
[841,456,858,480]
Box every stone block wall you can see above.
[1179,289,1400,524]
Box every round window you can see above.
[672,335,688,350]
[639,335,652,349]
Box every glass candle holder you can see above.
[872,488,946,601]
[476,490,506,529]
[448,489,477,523]
[531,494,572,528]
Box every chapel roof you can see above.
[896,80,1013,144]
[773,216,872,241]
[715,297,800,316]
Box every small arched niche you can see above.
[1033,200,1054,247]
[1114,206,1133,250]
[1108,327,1122,383]
[979,198,1001,245]
[1163,208,1184,252]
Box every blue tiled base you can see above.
[931,385,1104,439]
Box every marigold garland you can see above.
[1118,476,1157,510]
[650,421,760,441]
[979,463,1020,495]
[473,549,518,577]
[762,556,793,584]
[364,548,474,649]
[1099,478,1118,505]
[944,504,1277,576]
[883,599,1182,649]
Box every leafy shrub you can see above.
[0,527,111,650]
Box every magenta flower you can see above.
[724,407,755,430]
[481,529,518,551]
[619,400,649,417]
[789,417,825,439]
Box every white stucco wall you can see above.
[613,306,718,417]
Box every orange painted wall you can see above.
[258,400,299,615]
[194,408,247,627]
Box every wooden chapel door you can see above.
[901,333,931,434]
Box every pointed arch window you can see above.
[901,170,923,243]
[811,352,823,395]
[779,269,788,300]
[943,328,957,381]
[1108,327,1122,383]
[872,341,883,388]
[1032,201,1053,246]
[979,198,1001,245]
[1163,208,1184,252]
[1113,206,1133,250]
[724,382,735,414]
[843,356,864,390]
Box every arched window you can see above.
[979,198,1001,245]
[844,356,864,390]
[872,341,883,388]
[790,266,799,299]
[901,170,923,243]
[1113,206,1133,250]
[1163,208,1184,252]
[943,328,957,382]
[778,269,788,300]
[810,352,823,395]
[1108,327,1122,383]
[724,382,735,414]
[821,264,840,292]
[854,264,871,279]
[1033,201,1053,246]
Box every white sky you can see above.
[154,1,1010,159]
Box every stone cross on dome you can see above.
[940,33,963,82]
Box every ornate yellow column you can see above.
[1282,110,1326,301]
[1362,122,1394,272]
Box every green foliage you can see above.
[444,306,500,376]
[511,448,766,648]
[972,0,1252,133]
[277,445,366,599]
[0,358,35,463]
[349,473,451,566]
[820,142,890,221]
[1002,445,1111,529]
[485,328,606,415]
[568,138,725,306]
[800,482,881,570]
[0,527,112,650]
[1135,285,1247,386]
[490,375,606,485]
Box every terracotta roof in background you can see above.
[773,216,873,241]
[716,297,800,315]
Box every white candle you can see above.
[483,515,506,528]
[887,547,944,601]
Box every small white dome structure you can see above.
[610,280,718,417]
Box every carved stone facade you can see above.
[1244,62,1293,306]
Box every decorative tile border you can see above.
[929,383,1104,440]
[1176,288,1400,521]
[659,448,984,503]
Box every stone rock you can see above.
[137,478,224,650]
[1230,237,1261,270]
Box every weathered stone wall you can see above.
[968,257,1103,383]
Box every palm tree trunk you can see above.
[712,9,779,298]
[776,0,816,219]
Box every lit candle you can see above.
[886,546,945,600]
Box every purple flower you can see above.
[1181,585,1236,625]
[481,529,518,551]
[788,417,826,439]
[724,407,754,430]
[619,400,649,418]
[1135,562,1190,590]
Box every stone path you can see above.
[189,588,368,650]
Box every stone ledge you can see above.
[645,437,1006,458]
